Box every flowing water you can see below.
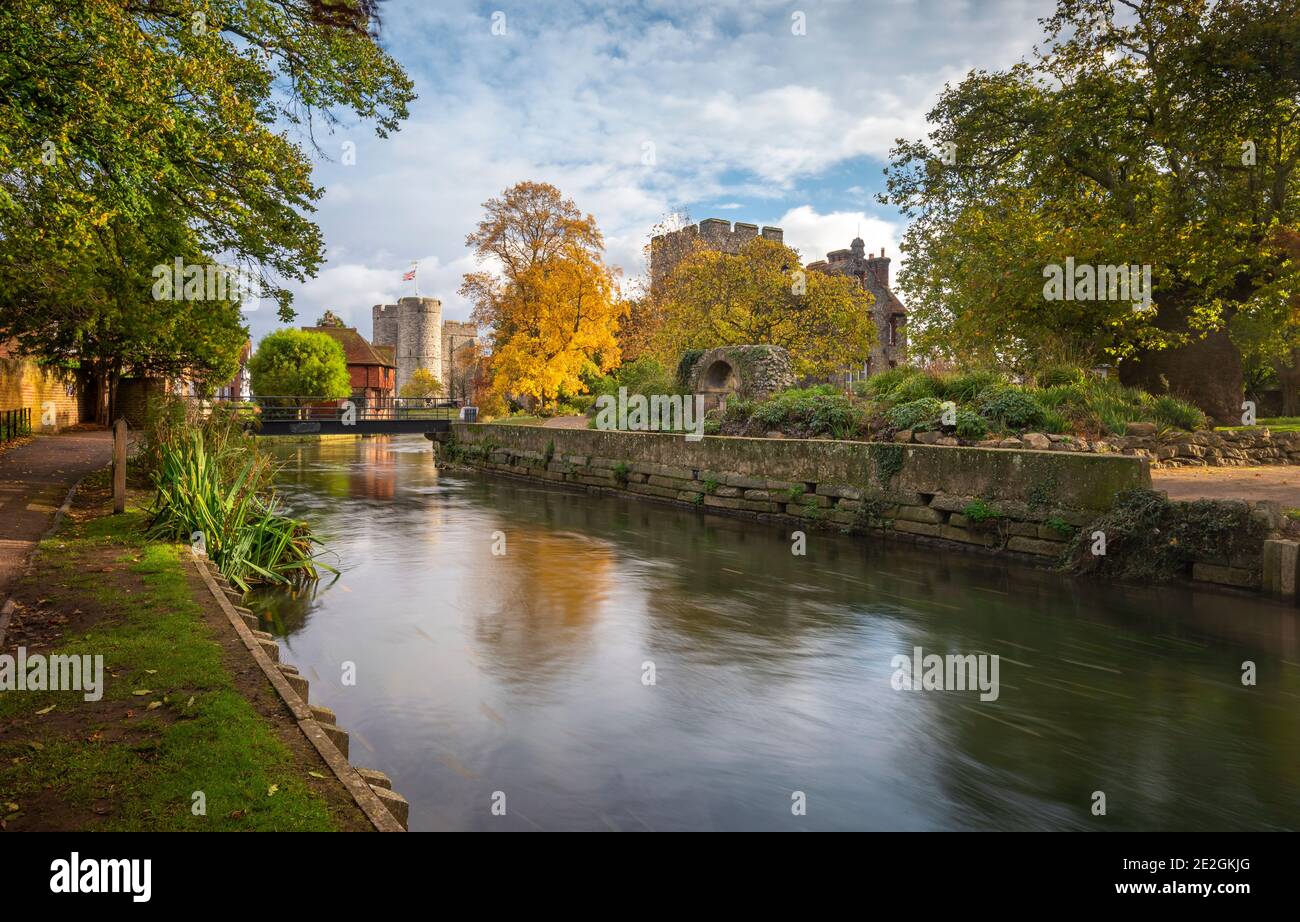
[249,435,1300,831]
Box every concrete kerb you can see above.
[193,556,409,831]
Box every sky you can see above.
[251,0,1058,343]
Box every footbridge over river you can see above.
[204,396,467,437]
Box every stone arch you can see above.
[685,345,796,413]
[701,358,739,393]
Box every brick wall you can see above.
[0,348,82,431]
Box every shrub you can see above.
[747,388,864,439]
[1064,489,1264,582]
[1151,394,1206,432]
[888,372,941,403]
[977,386,1047,430]
[954,409,989,439]
[962,498,1000,522]
[1037,365,1085,388]
[885,397,945,431]
[589,356,680,400]
[937,369,1003,403]
[860,367,920,399]
[147,430,330,591]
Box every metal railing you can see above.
[200,395,463,424]
[1,407,32,443]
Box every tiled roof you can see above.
[301,326,396,367]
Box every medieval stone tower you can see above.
[372,297,442,393]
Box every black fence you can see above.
[202,395,462,423]
[193,396,466,436]
[1,407,32,444]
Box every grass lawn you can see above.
[0,481,367,831]
[1216,417,1300,433]
[486,415,547,426]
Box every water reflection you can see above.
[249,435,1300,831]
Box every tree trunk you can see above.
[1117,302,1244,426]
[1274,349,1300,417]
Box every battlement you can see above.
[650,218,784,284]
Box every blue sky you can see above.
[250,0,1056,342]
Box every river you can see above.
[248,435,1300,831]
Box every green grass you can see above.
[486,415,547,426]
[1217,417,1300,433]
[0,508,344,831]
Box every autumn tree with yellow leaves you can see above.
[460,182,626,411]
[655,236,877,378]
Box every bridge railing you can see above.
[195,396,463,424]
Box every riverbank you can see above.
[0,472,373,831]
[438,424,1297,599]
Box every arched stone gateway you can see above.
[683,345,796,413]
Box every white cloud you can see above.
[252,0,1053,343]
[775,206,904,269]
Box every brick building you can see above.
[301,325,396,402]
[0,339,83,431]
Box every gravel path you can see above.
[1152,465,1300,509]
[0,429,114,597]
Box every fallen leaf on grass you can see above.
[4,803,18,813]
[227,809,247,819]
[267,784,279,797]
[186,696,195,708]
[308,771,326,779]
[146,701,162,710]
[35,704,56,716]
[131,689,151,696]
[27,741,43,751]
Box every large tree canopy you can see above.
[882,0,1300,422]
[461,182,626,410]
[0,0,413,418]
[655,236,877,378]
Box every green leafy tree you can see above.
[0,0,413,419]
[882,0,1300,422]
[249,330,351,400]
[656,236,876,378]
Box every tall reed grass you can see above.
[143,397,332,591]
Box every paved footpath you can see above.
[0,430,114,598]
[1152,465,1300,510]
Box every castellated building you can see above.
[649,218,907,375]
[808,238,907,374]
[649,218,785,288]
[372,297,478,395]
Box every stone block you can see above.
[1192,562,1258,589]
[1261,539,1298,598]
[320,723,349,759]
[816,483,864,500]
[895,505,945,524]
[356,767,392,790]
[628,482,679,500]
[1007,536,1065,557]
[894,520,942,538]
[941,525,997,547]
[371,785,409,829]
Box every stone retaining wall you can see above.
[440,425,1296,599]
[890,425,1299,468]
[200,562,410,830]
